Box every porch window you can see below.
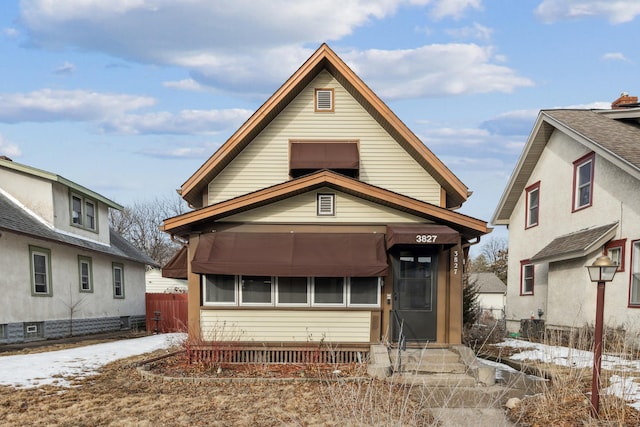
[349,277,380,306]
[572,152,594,211]
[630,240,640,306]
[204,274,236,305]
[240,275,273,305]
[203,274,379,307]
[30,245,52,296]
[276,277,309,305]
[313,277,345,306]
[525,181,540,229]
[520,261,534,295]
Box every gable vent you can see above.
[317,193,335,216]
[315,89,334,112]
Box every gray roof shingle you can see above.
[0,192,156,266]
[530,222,618,263]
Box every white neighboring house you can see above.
[469,272,506,320]
[0,157,156,343]
[145,268,188,294]
[492,94,640,341]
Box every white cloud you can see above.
[53,61,75,75]
[344,45,533,99]
[445,22,493,41]
[0,89,155,123]
[535,0,640,24]
[3,27,19,38]
[602,52,628,62]
[100,108,252,135]
[141,141,224,159]
[0,134,22,157]
[430,0,482,20]
[163,79,208,92]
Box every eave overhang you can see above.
[165,170,489,241]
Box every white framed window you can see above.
[112,263,124,298]
[525,181,540,229]
[573,153,594,211]
[520,261,534,295]
[30,245,52,296]
[202,274,380,308]
[317,193,335,216]
[630,240,640,306]
[240,275,274,305]
[276,277,310,306]
[312,277,346,306]
[70,193,98,231]
[605,239,626,272]
[348,277,381,306]
[203,274,237,306]
[315,88,334,112]
[78,256,93,292]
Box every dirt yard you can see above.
[0,346,432,426]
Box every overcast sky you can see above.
[1,1,639,249]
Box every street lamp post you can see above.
[586,255,618,418]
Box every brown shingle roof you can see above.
[545,109,640,169]
[530,222,618,263]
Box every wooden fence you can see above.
[145,293,188,333]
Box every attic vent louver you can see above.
[317,193,335,216]
[315,89,334,112]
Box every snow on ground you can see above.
[0,333,186,388]
[495,338,640,409]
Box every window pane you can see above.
[314,277,344,304]
[350,277,378,305]
[72,196,82,225]
[528,189,539,225]
[113,266,123,296]
[633,243,640,305]
[578,162,591,185]
[205,275,235,303]
[523,265,533,293]
[278,277,308,304]
[33,253,48,293]
[608,247,621,268]
[241,276,272,304]
[85,201,95,229]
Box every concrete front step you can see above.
[389,348,461,365]
[388,372,477,387]
[396,362,468,374]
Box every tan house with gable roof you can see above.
[162,44,490,353]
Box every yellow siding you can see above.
[223,187,426,223]
[208,70,441,206]
[200,310,371,342]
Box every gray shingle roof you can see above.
[530,222,618,264]
[545,109,640,170]
[469,272,506,293]
[0,192,156,266]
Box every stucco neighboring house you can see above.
[162,44,490,355]
[469,272,506,319]
[0,157,156,343]
[492,94,640,341]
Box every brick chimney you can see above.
[611,92,639,109]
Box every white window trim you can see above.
[311,277,347,307]
[521,263,534,295]
[573,154,594,211]
[631,241,640,306]
[239,275,275,306]
[202,275,238,306]
[79,256,93,292]
[347,277,382,307]
[275,277,311,307]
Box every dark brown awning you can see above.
[161,246,188,279]
[192,232,387,277]
[290,142,359,170]
[386,224,459,248]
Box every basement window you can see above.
[315,88,334,112]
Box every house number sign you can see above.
[415,234,438,243]
[452,250,460,275]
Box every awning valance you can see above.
[386,224,459,248]
[192,232,387,277]
[290,142,359,170]
[161,245,188,279]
